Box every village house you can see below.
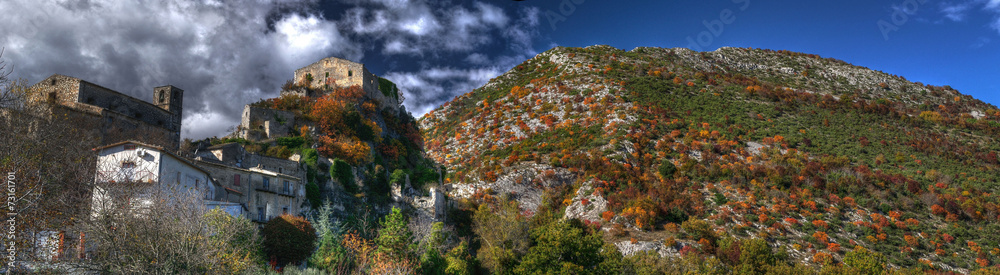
[191,142,307,223]
[90,141,243,216]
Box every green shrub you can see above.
[277,136,307,149]
[658,160,676,179]
[330,158,355,193]
[390,169,407,187]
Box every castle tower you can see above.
[154,85,184,128]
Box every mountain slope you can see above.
[421,45,1000,271]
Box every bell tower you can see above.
[154,85,184,132]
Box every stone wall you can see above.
[238,105,296,141]
[292,57,401,109]
[29,74,182,149]
[193,160,252,206]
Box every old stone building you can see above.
[192,142,307,222]
[237,105,297,141]
[28,74,184,150]
[239,57,404,142]
[287,57,401,109]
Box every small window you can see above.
[282,207,288,215]
[257,207,266,221]
[278,168,283,173]
[135,113,143,119]
[262,177,270,189]
[51,79,56,85]
[283,181,291,194]
[123,144,137,150]
[47,92,56,103]
[234,174,241,186]
[121,162,136,169]
[86,97,95,104]
[348,70,353,77]
[159,91,165,103]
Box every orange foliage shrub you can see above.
[317,136,371,165]
[827,242,840,253]
[812,231,829,244]
[601,211,615,222]
[812,252,832,265]
[904,235,919,247]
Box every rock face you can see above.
[563,179,607,223]
[446,162,576,212]
[613,240,678,258]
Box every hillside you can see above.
[421,45,1000,272]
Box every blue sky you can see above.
[521,0,1000,105]
[1,0,998,139]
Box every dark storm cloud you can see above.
[0,0,543,138]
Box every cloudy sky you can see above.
[2,0,999,139]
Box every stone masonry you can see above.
[290,57,401,109]
[29,74,183,150]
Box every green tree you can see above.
[204,209,267,274]
[444,241,476,275]
[473,200,530,274]
[514,219,624,274]
[376,207,415,262]
[842,246,886,275]
[262,214,317,267]
[308,201,349,272]
[420,222,448,274]
[716,237,777,275]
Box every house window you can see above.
[278,168,283,174]
[262,177,270,190]
[257,207,265,221]
[121,162,136,181]
[123,144,137,151]
[233,174,240,186]
[159,92,165,103]
[282,207,288,215]
[348,70,353,77]
[283,181,291,194]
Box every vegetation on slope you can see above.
[421,45,1000,272]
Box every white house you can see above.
[90,141,241,216]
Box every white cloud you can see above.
[386,67,504,118]
[941,2,973,21]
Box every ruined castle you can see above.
[29,74,183,150]
[240,57,402,141]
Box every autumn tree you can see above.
[473,198,530,274]
[0,60,101,265]
[85,165,265,273]
[262,214,317,267]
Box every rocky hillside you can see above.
[421,45,1000,272]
